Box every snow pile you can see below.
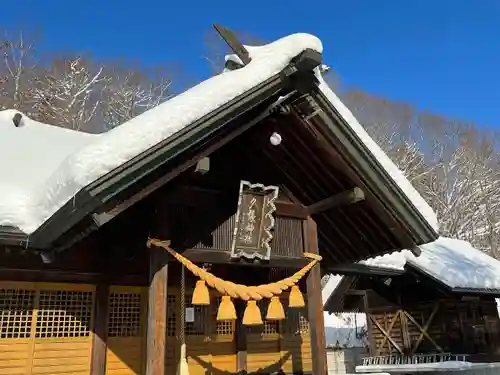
[0,34,322,234]
[0,110,96,230]
[362,237,500,290]
[314,70,439,232]
[357,361,500,373]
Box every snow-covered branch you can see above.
[102,69,172,130]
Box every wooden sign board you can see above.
[231,181,279,260]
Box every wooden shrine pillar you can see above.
[90,283,110,375]
[235,300,248,375]
[304,216,328,375]
[145,245,169,375]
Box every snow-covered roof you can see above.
[0,34,322,234]
[314,73,438,233]
[0,31,438,239]
[323,238,500,307]
[322,275,344,305]
[362,237,500,291]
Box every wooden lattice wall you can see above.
[0,282,95,375]
[106,286,147,375]
[367,298,500,359]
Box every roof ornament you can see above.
[213,24,251,70]
[12,112,23,127]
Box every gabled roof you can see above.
[362,237,500,293]
[0,30,438,251]
[323,237,500,312]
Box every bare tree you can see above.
[342,85,500,257]
[30,56,110,132]
[0,30,176,133]
[0,31,39,114]
[101,67,172,130]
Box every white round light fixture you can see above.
[269,132,282,146]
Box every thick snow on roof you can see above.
[0,34,322,234]
[361,237,500,290]
[0,111,97,230]
[0,31,438,237]
[314,72,438,232]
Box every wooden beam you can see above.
[179,248,308,268]
[371,312,404,355]
[345,290,367,296]
[275,201,309,219]
[145,246,169,375]
[0,267,148,286]
[159,186,309,220]
[304,217,328,375]
[194,157,210,174]
[405,303,442,355]
[90,283,109,375]
[307,187,365,215]
[235,300,247,375]
[364,293,376,357]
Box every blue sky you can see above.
[2,0,500,126]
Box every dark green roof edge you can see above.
[309,88,439,247]
[406,262,500,296]
[3,49,322,250]
[326,263,405,277]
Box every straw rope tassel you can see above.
[217,295,237,321]
[266,296,285,320]
[146,239,322,303]
[192,279,210,305]
[243,300,262,325]
[178,264,189,375]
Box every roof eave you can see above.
[14,49,323,250]
[0,227,29,247]
[406,262,500,297]
[308,88,439,247]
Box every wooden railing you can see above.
[361,353,469,366]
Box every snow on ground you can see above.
[0,34,322,234]
[356,361,500,373]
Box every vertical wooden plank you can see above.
[90,283,109,375]
[304,216,327,375]
[26,288,40,375]
[400,310,411,354]
[145,245,169,375]
[235,300,247,375]
[363,292,376,356]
